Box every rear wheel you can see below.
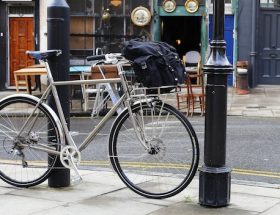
[0,96,61,187]
[109,101,199,199]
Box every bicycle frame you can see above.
[17,60,149,157]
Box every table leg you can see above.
[27,75,32,94]
[14,74,19,93]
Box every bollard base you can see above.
[48,160,70,188]
[199,166,231,207]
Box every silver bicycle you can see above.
[0,50,199,199]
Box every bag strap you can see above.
[155,44,178,83]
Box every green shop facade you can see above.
[68,0,236,85]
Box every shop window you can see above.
[260,0,280,8]
[67,0,94,59]
[94,0,151,53]
[9,5,34,15]
[67,0,152,58]
[67,0,94,15]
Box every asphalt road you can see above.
[189,116,280,185]
[69,115,280,186]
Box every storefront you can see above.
[156,0,208,63]
[0,0,239,90]
[66,0,236,85]
[67,0,208,65]
[238,0,280,87]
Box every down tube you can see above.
[78,94,126,152]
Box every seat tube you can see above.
[44,61,76,147]
[43,60,55,85]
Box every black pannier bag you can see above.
[122,39,186,93]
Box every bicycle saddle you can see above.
[26,50,62,61]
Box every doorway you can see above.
[9,17,35,86]
[257,8,280,85]
[161,16,202,59]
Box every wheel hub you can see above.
[148,138,166,157]
[29,132,40,142]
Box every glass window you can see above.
[94,0,151,53]
[67,0,152,58]
[67,0,95,59]
[67,0,94,15]
[260,0,280,8]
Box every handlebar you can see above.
[86,53,125,64]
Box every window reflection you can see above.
[260,0,280,8]
[67,0,152,59]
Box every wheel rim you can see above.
[110,102,199,198]
[0,98,59,186]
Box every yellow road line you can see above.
[2,159,278,179]
[80,160,191,169]
[232,168,280,179]
[80,160,280,179]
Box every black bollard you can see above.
[47,0,70,188]
[199,0,233,207]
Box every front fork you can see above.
[125,97,159,152]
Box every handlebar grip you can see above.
[86,55,106,61]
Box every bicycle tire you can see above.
[0,95,61,187]
[109,101,199,199]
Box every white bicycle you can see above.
[0,50,199,199]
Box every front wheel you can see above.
[109,101,199,199]
[0,96,61,187]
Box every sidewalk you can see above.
[227,86,280,117]
[0,170,279,215]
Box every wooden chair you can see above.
[177,51,203,115]
[188,73,205,116]
[82,65,119,113]
[176,80,192,116]
[176,73,205,116]
[184,51,201,86]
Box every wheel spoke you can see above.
[0,97,60,187]
[109,101,199,199]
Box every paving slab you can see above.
[148,202,258,215]
[231,183,280,199]
[33,195,163,215]
[0,194,63,215]
[9,182,121,203]
[229,193,280,213]
[243,110,273,117]
[260,202,280,215]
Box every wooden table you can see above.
[14,66,47,94]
